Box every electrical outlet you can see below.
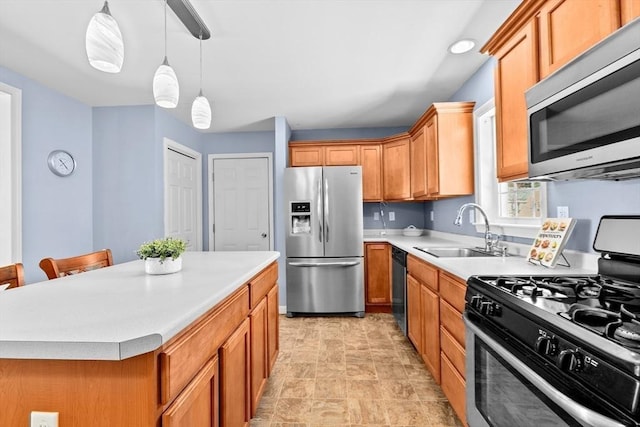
[389,212,396,221]
[31,412,58,427]
[557,206,569,218]
[430,210,434,221]
[373,212,379,221]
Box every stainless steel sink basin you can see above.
[414,247,507,258]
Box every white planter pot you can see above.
[144,256,182,275]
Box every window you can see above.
[474,99,546,239]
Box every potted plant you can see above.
[136,237,187,275]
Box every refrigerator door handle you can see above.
[324,177,329,243]
[288,261,361,267]
[316,178,323,243]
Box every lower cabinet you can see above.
[220,317,251,427]
[267,284,280,373]
[406,274,423,351]
[420,283,440,383]
[250,298,268,417]
[364,243,392,312]
[162,356,219,427]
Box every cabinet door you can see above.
[290,146,324,167]
[250,298,268,417]
[410,127,427,198]
[162,356,219,427]
[621,0,640,24]
[425,117,439,196]
[420,283,440,384]
[494,20,538,181]
[220,318,251,427]
[325,145,359,165]
[364,243,391,309]
[441,353,467,427]
[538,0,620,78]
[267,284,280,373]
[383,137,411,200]
[406,274,422,352]
[360,144,383,201]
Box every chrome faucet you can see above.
[454,203,496,252]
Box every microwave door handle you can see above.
[464,315,626,427]
[324,177,329,243]
[316,178,323,243]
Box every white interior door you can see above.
[212,157,271,251]
[165,141,201,250]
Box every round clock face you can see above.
[47,150,76,177]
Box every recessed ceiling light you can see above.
[449,39,476,54]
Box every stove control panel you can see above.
[469,294,502,317]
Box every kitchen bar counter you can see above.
[364,230,598,278]
[0,251,279,360]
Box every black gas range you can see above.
[465,216,640,427]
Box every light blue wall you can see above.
[291,126,408,141]
[0,65,94,284]
[363,202,426,229]
[430,57,640,253]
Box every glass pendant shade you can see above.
[192,91,211,129]
[153,57,180,108]
[85,1,124,73]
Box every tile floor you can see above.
[250,313,464,427]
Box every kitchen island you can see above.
[0,251,280,427]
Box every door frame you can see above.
[208,153,274,251]
[163,137,203,250]
[0,82,22,264]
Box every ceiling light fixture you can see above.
[449,39,476,54]
[153,0,180,108]
[191,34,212,129]
[85,1,124,73]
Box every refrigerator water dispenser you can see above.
[290,202,311,235]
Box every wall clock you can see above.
[47,150,76,177]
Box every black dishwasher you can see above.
[391,246,407,335]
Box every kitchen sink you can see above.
[414,247,509,258]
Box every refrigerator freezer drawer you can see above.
[286,257,364,317]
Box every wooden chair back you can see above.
[0,263,25,289]
[39,249,114,280]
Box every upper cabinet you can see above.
[289,144,359,167]
[360,144,383,202]
[289,145,324,167]
[325,145,360,165]
[409,102,475,197]
[382,134,412,201]
[483,0,636,182]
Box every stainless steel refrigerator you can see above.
[284,166,364,317]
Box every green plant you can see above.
[136,237,187,262]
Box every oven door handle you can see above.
[464,314,627,427]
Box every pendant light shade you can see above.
[85,1,124,73]
[192,91,211,129]
[153,57,180,108]
[154,0,179,108]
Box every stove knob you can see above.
[535,336,558,356]
[557,349,584,372]
[480,301,493,315]
[470,295,483,309]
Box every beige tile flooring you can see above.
[250,313,464,427]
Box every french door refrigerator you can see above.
[284,166,364,317]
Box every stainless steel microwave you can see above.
[526,18,640,181]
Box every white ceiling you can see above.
[0,0,519,133]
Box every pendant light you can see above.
[153,0,180,108]
[85,1,124,73]
[191,34,212,129]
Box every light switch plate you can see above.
[31,411,58,427]
[373,212,379,221]
[557,206,569,218]
[389,212,395,221]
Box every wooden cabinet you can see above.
[360,144,383,201]
[621,0,640,24]
[440,352,467,427]
[493,20,539,181]
[420,283,441,383]
[162,357,219,427]
[406,274,422,352]
[538,0,620,78]
[364,243,391,312]
[409,103,474,197]
[267,284,280,373]
[220,317,251,427]
[325,145,359,165]
[250,298,268,417]
[289,145,324,166]
[382,134,412,200]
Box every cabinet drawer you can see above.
[441,352,467,426]
[249,262,278,309]
[440,299,465,347]
[407,255,438,291]
[160,286,250,405]
[440,326,465,379]
[439,272,466,313]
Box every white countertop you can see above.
[364,230,598,279]
[0,251,280,361]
